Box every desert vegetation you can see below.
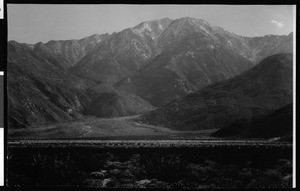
[8,145,292,188]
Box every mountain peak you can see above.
[34,41,45,46]
[288,31,293,37]
[131,18,173,40]
[178,16,194,21]
[134,17,171,27]
[176,17,209,25]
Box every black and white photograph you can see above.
[5,4,295,189]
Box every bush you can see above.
[140,153,187,182]
[186,163,217,182]
[265,169,281,181]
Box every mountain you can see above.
[115,18,293,107]
[70,18,173,83]
[213,103,293,140]
[140,53,293,130]
[7,41,96,128]
[32,34,110,68]
[116,17,254,106]
[68,17,292,107]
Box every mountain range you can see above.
[7,17,293,139]
[75,17,292,106]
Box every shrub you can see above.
[140,153,186,182]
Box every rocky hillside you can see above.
[84,82,155,118]
[140,53,293,130]
[7,41,96,128]
[85,89,155,118]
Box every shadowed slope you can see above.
[213,103,293,140]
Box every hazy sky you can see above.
[8,4,295,44]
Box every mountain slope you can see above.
[7,41,96,128]
[85,89,155,118]
[241,103,293,139]
[140,53,293,130]
[213,103,293,139]
[243,32,293,63]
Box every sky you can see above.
[8,4,295,44]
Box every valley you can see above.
[8,115,217,140]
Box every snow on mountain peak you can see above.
[133,22,152,34]
[158,24,163,30]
